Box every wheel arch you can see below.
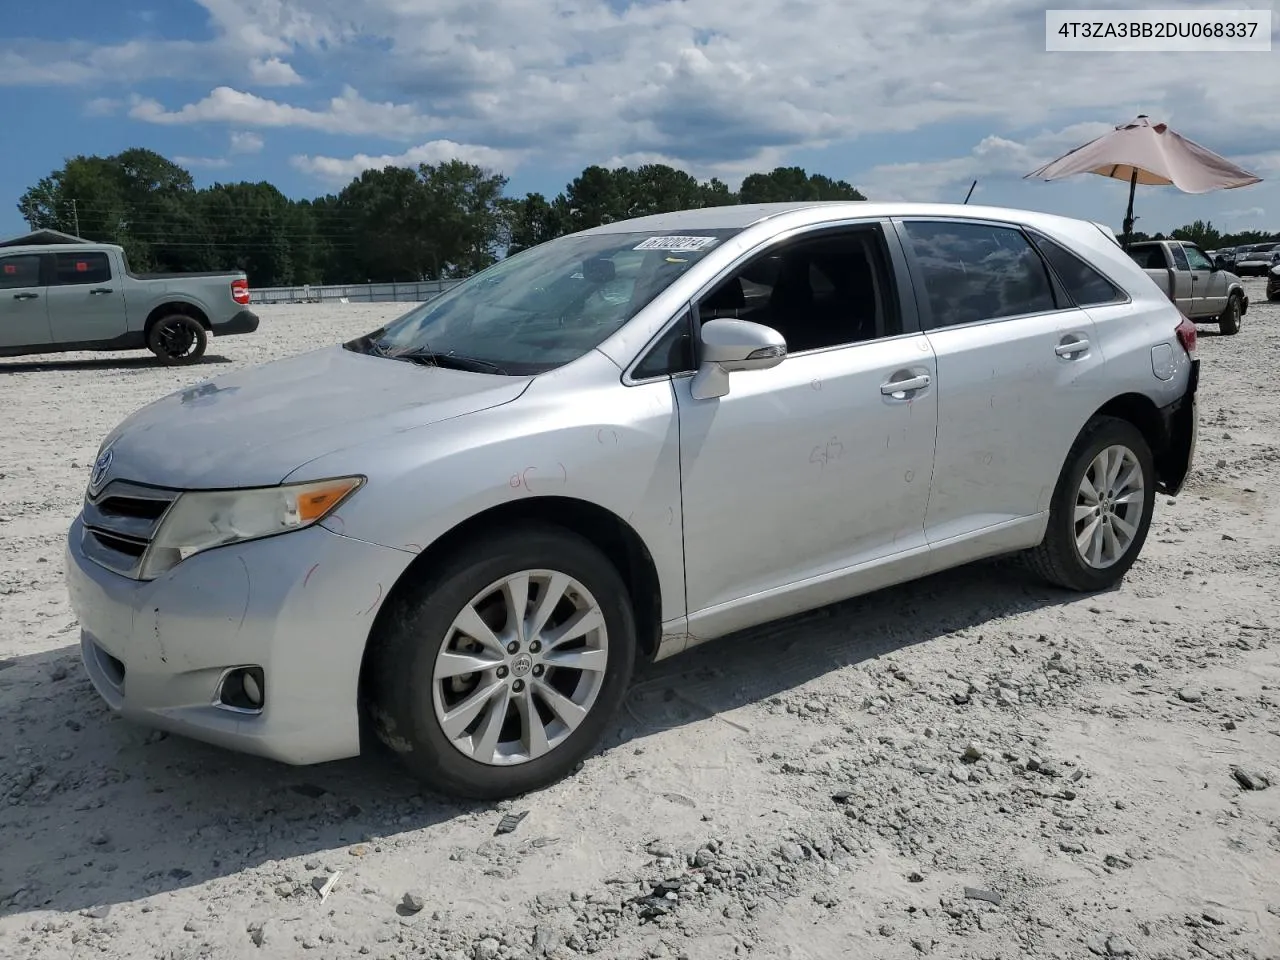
[357,495,664,706]
[144,300,212,337]
[1088,392,1183,492]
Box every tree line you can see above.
[14,148,865,287]
[16,150,1275,288]
[1132,219,1279,251]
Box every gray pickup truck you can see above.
[1126,239,1248,335]
[0,232,259,364]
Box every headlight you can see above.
[139,476,364,579]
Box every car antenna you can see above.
[963,180,977,204]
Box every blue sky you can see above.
[3,0,1278,240]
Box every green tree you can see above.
[1170,220,1220,249]
[738,166,865,203]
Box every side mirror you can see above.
[690,318,787,400]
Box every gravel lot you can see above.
[2,287,1278,960]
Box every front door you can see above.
[895,217,1107,542]
[1183,244,1224,317]
[45,251,127,344]
[0,253,51,350]
[674,222,938,631]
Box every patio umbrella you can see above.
[1024,115,1262,247]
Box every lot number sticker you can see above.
[634,235,720,252]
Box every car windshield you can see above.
[348,228,739,375]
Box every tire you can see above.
[1024,416,1156,592]
[147,314,208,365]
[364,522,637,799]
[1219,293,1242,335]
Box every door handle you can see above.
[1055,339,1090,358]
[12,292,38,301]
[881,374,931,396]
[89,287,113,295]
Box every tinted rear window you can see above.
[1028,232,1125,306]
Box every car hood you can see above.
[97,345,533,488]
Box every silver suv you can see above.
[65,202,1199,799]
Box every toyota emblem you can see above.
[89,448,113,492]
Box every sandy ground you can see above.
[1,289,1278,960]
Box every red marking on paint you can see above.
[361,582,383,616]
[328,514,345,532]
[558,462,567,482]
[404,543,422,553]
[509,474,522,489]
[303,563,320,587]
[521,467,537,490]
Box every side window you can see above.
[1183,246,1212,271]
[1126,246,1164,270]
[0,255,42,290]
[1027,232,1126,306]
[52,252,111,286]
[1169,244,1190,271]
[633,310,695,379]
[902,220,1057,328]
[694,226,901,354]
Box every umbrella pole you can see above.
[1121,169,1138,249]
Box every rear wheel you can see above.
[147,315,208,365]
[1219,293,1242,335]
[365,523,636,799]
[1025,416,1155,592]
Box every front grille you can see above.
[81,480,180,579]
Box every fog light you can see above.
[216,666,265,713]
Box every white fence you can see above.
[250,279,466,305]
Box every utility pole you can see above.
[70,199,81,237]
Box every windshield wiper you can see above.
[390,348,508,375]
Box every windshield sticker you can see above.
[634,235,720,252]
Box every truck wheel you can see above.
[1218,294,1242,335]
[363,522,637,800]
[1023,416,1155,593]
[147,315,208,365]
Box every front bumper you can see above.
[66,516,412,764]
[212,309,260,337]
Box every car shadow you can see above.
[0,355,232,374]
[0,557,1083,918]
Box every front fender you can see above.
[285,376,688,625]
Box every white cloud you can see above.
[291,141,523,184]
[83,97,123,117]
[174,155,231,169]
[128,85,436,138]
[4,0,1279,191]
[852,122,1123,202]
[247,56,303,86]
[229,130,265,153]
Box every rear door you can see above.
[0,253,51,350]
[894,216,1107,543]
[44,250,127,344]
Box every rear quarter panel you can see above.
[122,272,244,330]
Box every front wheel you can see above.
[364,524,637,799]
[1219,294,1242,335]
[1024,416,1156,592]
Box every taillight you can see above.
[231,278,250,305]
[1174,314,1197,358]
